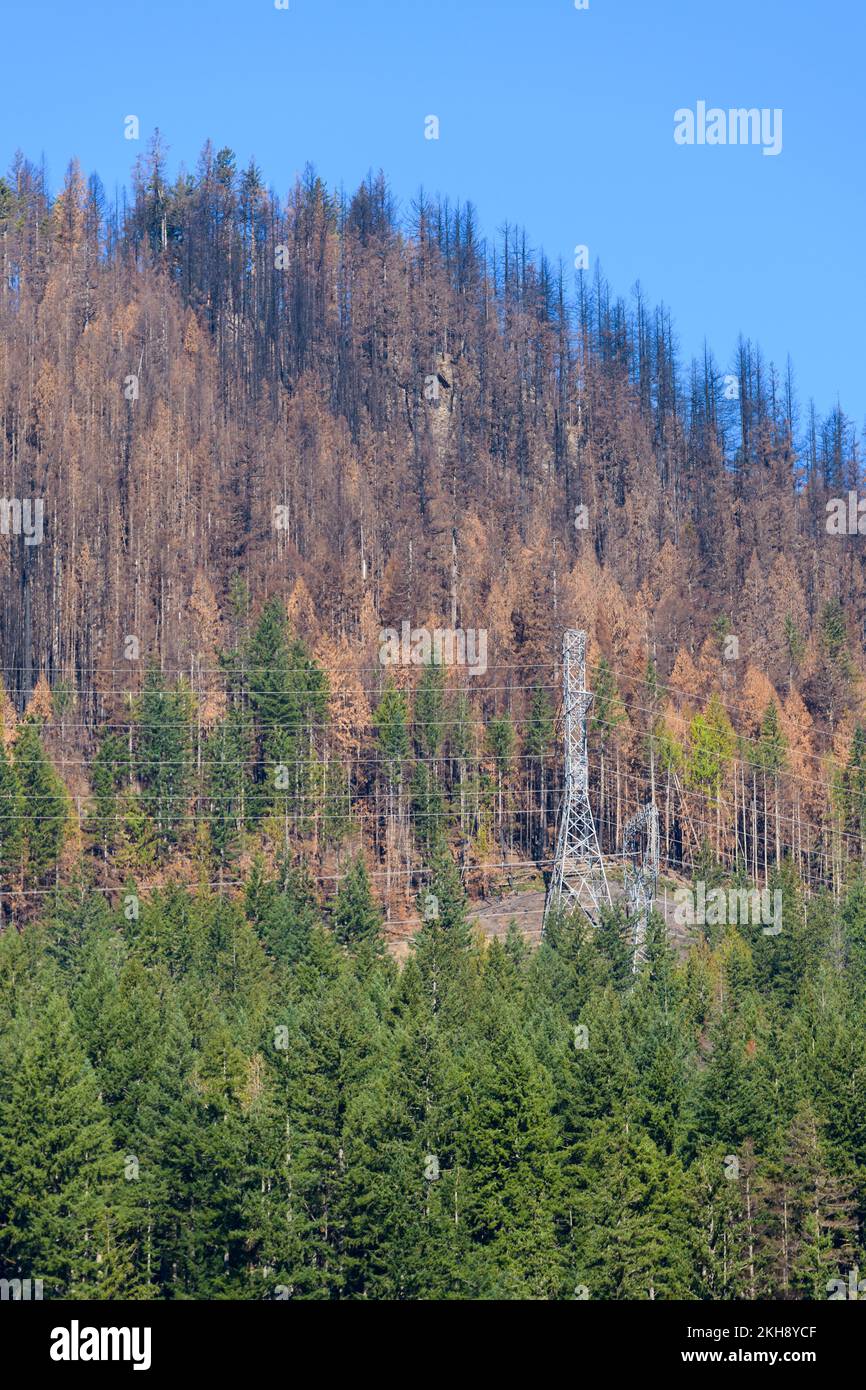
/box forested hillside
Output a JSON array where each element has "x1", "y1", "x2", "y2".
[
  {"x1": 2, "y1": 867, "x2": 865, "y2": 1299},
  {"x1": 2, "y1": 141, "x2": 866, "y2": 905},
  {"x1": 1, "y1": 139, "x2": 865, "y2": 1301}
]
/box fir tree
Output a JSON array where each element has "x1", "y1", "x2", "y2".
[
  {"x1": 332, "y1": 853, "x2": 383, "y2": 950},
  {"x1": 0, "y1": 993, "x2": 118, "y2": 1296},
  {"x1": 14, "y1": 720, "x2": 69, "y2": 884},
  {"x1": 135, "y1": 666, "x2": 193, "y2": 854},
  {"x1": 90, "y1": 729, "x2": 129, "y2": 857},
  {"x1": 573, "y1": 1115, "x2": 697, "y2": 1299},
  {"x1": 205, "y1": 704, "x2": 252, "y2": 867},
  {"x1": 246, "y1": 599, "x2": 328, "y2": 826},
  {"x1": 457, "y1": 982, "x2": 564, "y2": 1298},
  {"x1": 0, "y1": 730, "x2": 24, "y2": 896}
]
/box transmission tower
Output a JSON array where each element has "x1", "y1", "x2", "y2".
[
  {"x1": 622, "y1": 802, "x2": 660, "y2": 970},
  {"x1": 543, "y1": 630, "x2": 611, "y2": 931}
]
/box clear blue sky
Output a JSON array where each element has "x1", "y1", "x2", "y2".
[{"x1": 3, "y1": 0, "x2": 862, "y2": 428}]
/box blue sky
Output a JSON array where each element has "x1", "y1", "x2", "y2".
[{"x1": 3, "y1": 0, "x2": 862, "y2": 427}]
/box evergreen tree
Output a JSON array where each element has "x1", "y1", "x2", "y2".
[
  {"x1": 135, "y1": 666, "x2": 193, "y2": 854},
  {"x1": 205, "y1": 704, "x2": 252, "y2": 866},
  {"x1": 410, "y1": 758, "x2": 446, "y2": 857},
  {"x1": 247, "y1": 857, "x2": 319, "y2": 970},
  {"x1": 341, "y1": 957, "x2": 464, "y2": 1297},
  {"x1": 413, "y1": 660, "x2": 446, "y2": 760},
  {"x1": 590, "y1": 656, "x2": 626, "y2": 749},
  {"x1": 845, "y1": 725, "x2": 866, "y2": 848},
  {"x1": 457, "y1": 978, "x2": 564, "y2": 1298},
  {"x1": 763, "y1": 1102, "x2": 858, "y2": 1299},
  {"x1": 15, "y1": 720, "x2": 69, "y2": 883},
  {"x1": 411, "y1": 667, "x2": 447, "y2": 856},
  {"x1": 573, "y1": 1115, "x2": 697, "y2": 1299},
  {"x1": 90, "y1": 729, "x2": 129, "y2": 857},
  {"x1": 0, "y1": 730, "x2": 24, "y2": 896},
  {"x1": 332, "y1": 853, "x2": 383, "y2": 950},
  {"x1": 374, "y1": 678, "x2": 410, "y2": 779},
  {"x1": 688, "y1": 694, "x2": 735, "y2": 797},
  {"x1": 0, "y1": 993, "x2": 118, "y2": 1296},
  {"x1": 246, "y1": 598, "x2": 328, "y2": 825}
]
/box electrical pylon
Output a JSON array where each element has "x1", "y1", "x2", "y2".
[
  {"x1": 622, "y1": 802, "x2": 660, "y2": 970},
  {"x1": 543, "y1": 630, "x2": 611, "y2": 931}
]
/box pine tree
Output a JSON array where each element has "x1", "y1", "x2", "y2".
[
  {"x1": 457, "y1": 982, "x2": 564, "y2": 1298},
  {"x1": 763, "y1": 1102, "x2": 858, "y2": 1299},
  {"x1": 246, "y1": 954, "x2": 378, "y2": 1298},
  {"x1": 594, "y1": 902, "x2": 634, "y2": 992},
  {"x1": 90, "y1": 729, "x2": 129, "y2": 857},
  {"x1": 0, "y1": 728, "x2": 24, "y2": 897},
  {"x1": 247, "y1": 857, "x2": 319, "y2": 970},
  {"x1": 410, "y1": 758, "x2": 446, "y2": 857},
  {"x1": 573, "y1": 1114, "x2": 697, "y2": 1299},
  {"x1": 246, "y1": 599, "x2": 328, "y2": 826},
  {"x1": 205, "y1": 704, "x2": 252, "y2": 866},
  {"x1": 135, "y1": 666, "x2": 193, "y2": 854},
  {"x1": 340, "y1": 957, "x2": 464, "y2": 1298},
  {"x1": 0, "y1": 993, "x2": 118, "y2": 1296},
  {"x1": 374, "y1": 678, "x2": 410, "y2": 779},
  {"x1": 128, "y1": 1001, "x2": 247, "y2": 1297},
  {"x1": 845, "y1": 725, "x2": 866, "y2": 849},
  {"x1": 688, "y1": 1002, "x2": 770, "y2": 1157},
  {"x1": 14, "y1": 720, "x2": 69, "y2": 884},
  {"x1": 688, "y1": 695, "x2": 735, "y2": 797},
  {"x1": 413, "y1": 660, "x2": 446, "y2": 759},
  {"x1": 590, "y1": 657, "x2": 626, "y2": 749},
  {"x1": 332, "y1": 853, "x2": 383, "y2": 950},
  {"x1": 373, "y1": 678, "x2": 410, "y2": 872}
]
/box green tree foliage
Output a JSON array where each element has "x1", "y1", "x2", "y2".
[
  {"x1": 1, "y1": 858, "x2": 864, "y2": 1301},
  {"x1": 14, "y1": 720, "x2": 69, "y2": 883},
  {"x1": 486, "y1": 712, "x2": 515, "y2": 845},
  {"x1": 374, "y1": 677, "x2": 409, "y2": 783},
  {"x1": 756, "y1": 700, "x2": 787, "y2": 775},
  {"x1": 90, "y1": 730, "x2": 129, "y2": 857},
  {"x1": 0, "y1": 993, "x2": 121, "y2": 1296},
  {"x1": 573, "y1": 1115, "x2": 697, "y2": 1298},
  {"x1": 413, "y1": 660, "x2": 446, "y2": 759},
  {"x1": 135, "y1": 666, "x2": 193, "y2": 854},
  {"x1": 688, "y1": 694, "x2": 735, "y2": 795},
  {"x1": 332, "y1": 853, "x2": 383, "y2": 950},
  {"x1": 0, "y1": 732, "x2": 24, "y2": 894},
  {"x1": 205, "y1": 705, "x2": 253, "y2": 867},
  {"x1": 844, "y1": 725, "x2": 866, "y2": 846},
  {"x1": 458, "y1": 961, "x2": 564, "y2": 1297},
  {"x1": 591, "y1": 656, "x2": 626, "y2": 750},
  {"x1": 246, "y1": 598, "x2": 328, "y2": 826}
]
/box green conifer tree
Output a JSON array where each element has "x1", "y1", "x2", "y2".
[
  {"x1": 135, "y1": 666, "x2": 193, "y2": 854},
  {"x1": 0, "y1": 729, "x2": 24, "y2": 897},
  {"x1": 332, "y1": 853, "x2": 383, "y2": 950},
  {"x1": 15, "y1": 720, "x2": 69, "y2": 884},
  {"x1": 0, "y1": 993, "x2": 118, "y2": 1295}
]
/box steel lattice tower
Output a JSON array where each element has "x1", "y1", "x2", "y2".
[
  {"x1": 622, "y1": 802, "x2": 660, "y2": 970},
  {"x1": 543, "y1": 630, "x2": 611, "y2": 931}
]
